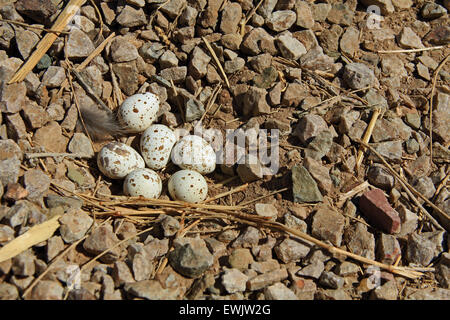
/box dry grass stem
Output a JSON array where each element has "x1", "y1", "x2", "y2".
[
  {"x1": 378, "y1": 46, "x2": 445, "y2": 54},
  {"x1": 356, "y1": 108, "x2": 382, "y2": 169},
  {"x1": 0, "y1": 18, "x2": 70, "y2": 34},
  {"x1": 202, "y1": 36, "x2": 231, "y2": 89}
]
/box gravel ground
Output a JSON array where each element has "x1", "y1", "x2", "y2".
[{"x1": 0, "y1": 0, "x2": 449, "y2": 301}]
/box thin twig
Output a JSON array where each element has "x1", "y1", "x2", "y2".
[
  {"x1": 25, "y1": 152, "x2": 92, "y2": 159},
  {"x1": 71, "y1": 69, "x2": 111, "y2": 113},
  {"x1": 356, "y1": 108, "x2": 381, "y2": 169},
  {"x1": 378, "y1": 46, "x2": 445, "y2": 54},
  {"x1": 0, "y1": 18, "x2": 70, "y2": 34},
  {"x1": 202, "y1": 36, "x2": 231, "y2": 89}
]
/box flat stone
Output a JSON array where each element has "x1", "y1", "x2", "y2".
[
  {"x1": 6, "y1": 113, "x2": 27, "y2": 139},
  {"x1": 30, "y1": 280, "x2": 63, "y2": 300},
  {"x1": 290, "y1": 276, "x2": 317, "y2": 300},
  {"x1": 421, "y1": 2, "x2": 447, "y2": 20},
  {"x1": 159, "y1": 50, "x2": 178, "y2": 69},
  {"x1": 359, "y1": 189, "x2": 401, "y2": 234},
  {"x1": 41, "y1": 66, "x2": 65, "y2": 88},
  {"x1": 112, "y1": 261, "x2": 135, "y2": 287},
  {"x1": 345, "y1": 223, "x2": 376, "y2": 260},
  {"x1": 15, "y1": 0, "x2": 57, "y2": 24},
  {"x1": 294, "y1": 114, "x2": 328, "y2": 145},
  {"x1": 304, "y1": 130, "x2": 333, "y2": 161},
  {"x1": 250, "y1": 259, "x2": 280, "y2": 274},
  {"x1": 413, "y1": 177, "x2": 436, "y2": 200},
  {"x1": 327, "y1": 2, "x2": 354, "y2": 26},
  {"x1": 247, "y1": 268, "x2": 288, "y2": 291},
  {"x1": 397, "y1": 205, "x2": 419, "y2": 236},
  {"x1": 221, "y1": 268, "x2": 248, "y2": 293},
  {"x1": 283, "y1": 213, "x2": 307, "y2": 232},
  {"x1": 370, "y1": 280, "x2": 398, "y2": 300},
  {"x1": 224, "y1": 57, "x2": 245, "y2": 74},
  {"x1": 0, "y1": 82, "x2": 27, "y2": 113},
  {"x1": 111, "y1": 61, "x2": 139, "y2": 96},
  {"x1": 425, "y1": 26, "x2": 450, "y2": 45},
  {"x1": 15, "y1": 29, "x2": 39, "y2": 60},
  {"x1": 297, "y1": 260, "x2": 324, "y2": 279},
  {"x1": 407, "y1": 231, "x2": 443, "y2": 266},
  {"x1": 116, "y1": 5, "x2": 147, "y2": 27},
  {"x1": 265, "y1": 282, "x2": 298, "y2": 300},
  {"x1": 110, "y1": 37, "x2": 139, "y2": 63},
  {"x1": 241, "y1": 28, "x2": 277, "y2": 56},
  {"x1": 12, "y1": 251, "x2": 35, "y2": 277},
  {"x1": 83, "y1": 224, "x2": 121, "y2": 263},
  {"x1": 46, "y1": 236, "x2": 65, "y2": 262},
  {"x1": 220, "y1": 2, "x2": 242, "y2": 34},
  {"x1": 242, "y1": 86, "x2": 271, "y2": 116},
  {"x1": 340, "y1": 27, "x2": 360, "y2": 57},
  {"x1": 405, "y1": 287, "x2": 450, "y2": 300},
  {"x1": 169, "y1": 237, "x2": 213, "y2": 278},
  {"x1": 123, "y1": 280, "x2": 179, "y2": 300},
  {"x1": 292, "y1": 165, "x2": 323, "y2": 203},
  {"x1": 336, "y1": 262, "x2": 359, "y2": 277},
  {"x1": 23, "y1": 168, "x2": 50, "y2": 202},
  {"x1": 228, "y1": 248, "x2": 254, "y2": 270},
  {"x1": 311, "y1": 207, "x2": 345, "y2": 246},
  {"x1": 295, "y1": 1, "x2": 314, "y2": 28},
  {"x1": 367, "y1": 164, "x2": 395, "y2": 190},
  {"x1": 160, "y1": 66, "x2": 187, "y2": 84},
  {"x1": 368, "y1": 141, "x2": 403, "y2": 163},
  {"x1": 319, "y1": 271, "x2": 345, "y2": 289},
  {"x1": 66, "y1": 29, "x2": 94, "y2": 59},
  {"x1": 4, "y1": 201, "x2": 34, "y2": 228},
  {"x1": 431, "y1": 91, "x2": 450, "y2": 144},
  {"x1": 277, "y1": 31, "x2": 307, "y2": 60},
  {"x1": 274, "y1": 238, "x2": 311, "y2": 263},
  {"x1": 343, "y1": 63, "x2": 376, "y2": 90},
  {"x1": 0, "y1": 224, "x2": 14, "y2": 243},
  {"x1": 0, "y1": 283, "x2": 18, "y2": 300},
  {"x1": 189, "y1": 46, "x2": 211, "y2": 79},
  {"x1": 236, "y1": 156, "x2": 264, "y2": 183},
  {"x1": 399, "y1": 27, "x2": 423, "y2": 49},
  {"x1": 266, "y1": 10, "x2": 296, "y2": 32},
  {"x1": 68, "y1": 133, "x2": 94, "y2": 158},
  {"x1": 377, "y1": 234, "x2": 401, "y2": 265},
  {"x1": 22, "y1": 101, "x2": 48, "y2": 129}
]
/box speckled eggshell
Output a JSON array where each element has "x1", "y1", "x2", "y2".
[
  {"x1": 140, "y1": 124, "x2": 176, "y2": 170},
  {"x1": 97, "y1": 142, "x2": 145, "y2": 179},
  {"x1": 171, "y1": 135, "x2": 216, "y2": 174},
  {"x1": 118, "y1": 92, "x2": 160, "y2": 133},
  {"x1": 168, "y1": 170, "x2": 208, "y2": 203},
  {"x1": 123, "y1": 168, "x2": 162, "y2": 199}
]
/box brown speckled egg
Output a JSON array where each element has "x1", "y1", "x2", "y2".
[
  {"x1": 123, "y1": 168, "x2": 162, "y2": 199},
  {"x1": 168, "y1": 169, "x2": 208, "y2": 203},
  {"x1": 118, "y1": 92, "x2": 159, "y2": 133},
  {"x1": 97, "y1": 142, "x2": 145, "y2": 179}
]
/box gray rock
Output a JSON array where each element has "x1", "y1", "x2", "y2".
[
  {"x1": 336, "y1": 261, "x2": 359, "y2": 277},
  {"x1": 435, "y1": 253, "x2": 450, "y2": 288},
  {"x1": 30, "y1": 280, "x2": 63, "y2": 300},
  {"x1": 413, "y1": 177, "x2": 436, "y2": 200},
  {"x1": 220, "y1": 2, "x2": 242, "y2": 34},
  {"x1": 277, "y1": 31, "x2": 307, "y2": 60},
  {"x1": 397, "y1": 205, "x2": 419, "y2": 236},
  {"x1": 228, "y1": 248, "x2": 254, "y2": 270},
  {"x1": 265, "y1": 282, "x2": 298, "y2": 300},
  {"x1": 241, "y1": 27, "x2": 277, "y2": 56},
  {"x1": 370, "y1": 280, "x2": 398, "y2": 300},
  {"x1": 221, "y1": 268, "x2": 248, "y2": 293},
  {"x1": 116, "y1": 5, "x2": 147, "y2": 27},
  {"x1": 110, "y1": 37, "x2": 139, "y2": 63},
  {"x1": 83, "y1": 224, "x2": 122, "y2": 263},
  {"x1": 297, "y1": 260, "x2": 324, "y2": 279},
  {"x1": 124, "y1": 280, "x2": 178, "y2": 300},
  {"x1": 112, "y1": 261, "x2": 135, "y2": 287},
  {"x1": 421, "y1": 2, "x2": 447, "y2": 20},
  {"x1": 232, "y1": 226, "x2": 261, "y2": 248},
  {"x1": 266, "y1": 10, "x2": 296, "y2": 32},
  {"x1": 399, "y1": 27, "x2": 423, "y2": 49},
  {"x1": 406, "y1": 232, "x2": 437, "y2": 266},
  {"x1": 169, "y1": 238, "x2": 213, "y2": 278},
  {"x1": 255, "y1": 203, "x2": 278, "y2": 220},
  {"x1": 68, "y1": 133, "x2": 94, "y2": 158},
  {"x1": 159, "y1": 50, "x2": 178, "y2": 69},
  {"x1": 247, "y1": 268, "x2": 289, "y2": 291},
  {"x1": 319, "y1": 271, "x2": 345, "y2": 289},
  {"x1": 369, "y1": 141, "x2": 403, "y2": 163},
  {"x1": 283, "y1": 213, "x2": 307, "y2": 232},
  {"x1": 189, "y1": 47, "x2": 211, "y2": 79},
  {"x1": 12, "y1": 251, "x2": 35, "y2": 277},
  {"x1": 59, "y1": 210, "x2": 93, "y2": 244},
  {"x1": 405, "y1": 287, "x2": 450, "y2": 300},
  {"x1": 111, "y1": 61, "x2": 139, "y2": 96},
  {"x1": 295, "y1": 1, "x2": 314, "y2": 28},
  {"x1": 343, "y1": 63, "x2": 375, "y2": 90},
  {"x1": 4, "y1": 201, "x2": 32, "y2": 228},
  {"x1": 66, "y1": 29, "x2": 94, "y2": 59},
  {"x1": 293, "y1": 114, "x2": 328, "y2": 145},
  {"x1": 0, "y1": 283, "x2": 18, "y2": 300},
  {"x1": 292, "y1": 165, "x2": 323, "y2": 203},
  {"x1": 46, "y1": 236, "x2": 65, "y2": 262},
  {"x1": 304, "y1": 130, "x2": 333, "y2": 160},
  {"x1": 23, "y1": 168, "x2": 50, "y2": 203},
  {"x1": 377, "y1": 234, "x2": 401, "y2": 265},
  {"x1": 311, "y1": 207, "x2": 345, "y2": 246},
  {"x1": 274, "y1": 238, "x2": 311, "y2": 263},
  {"x1": 340, "y1": 26, "x2": 360, "y2": 56},
  {"x1": 159, "y1": 214, "x2": 180, "y2": 237},
  {"x1": 367, "y1": 164, "x2": 395, "y2": 190},
  {"x1": 345, "y1": 223, "x2": 376, "y2": 260}
]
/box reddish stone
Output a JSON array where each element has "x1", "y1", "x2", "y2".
[
  {"x1": 4, "y1": 183, "x2": 29, "y2": 201},
  {"x1": 359, "y1": 189, "x2": 401, "y2": 234}
]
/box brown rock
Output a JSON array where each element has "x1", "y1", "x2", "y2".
[
  {"x1": 0, "y1": 82, "x2": 27, "y2": 113},
  {"x1": 32, "y1": 121, "x2": 68, "y2": 153},
  {"x1": 359, "y1": 188, "x2": 401, "y2": 234}
]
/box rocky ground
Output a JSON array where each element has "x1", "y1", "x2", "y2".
[{"x1": 0, "y1": 0, "x2": 449, "y2": 301}]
